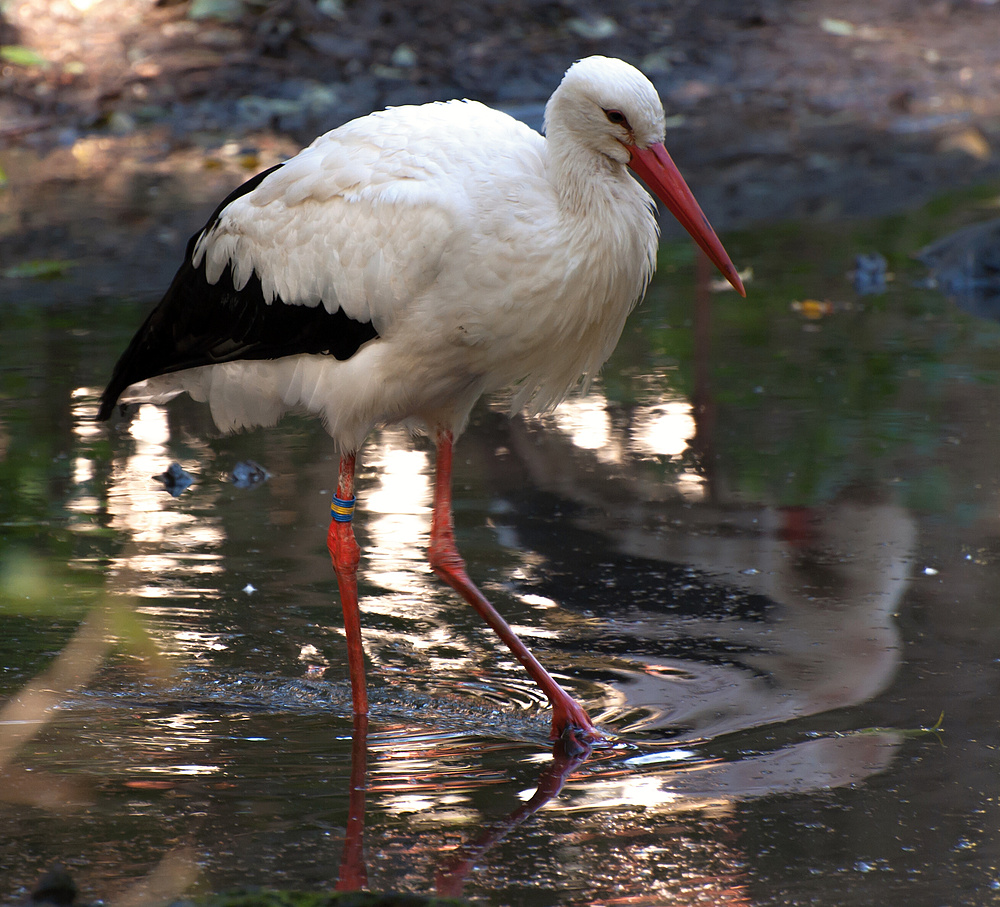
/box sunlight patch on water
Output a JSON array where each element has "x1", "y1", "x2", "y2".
[
  {"x1": 97, "y1": 403, "x2": 230, "y2": 667},
  {"x1": 362, "y1": 432, "x2": 434, "y2": 600},
  {"x1": 68, "y1": 388, "x2": 109, "y2": 530},
  {"x1": 131, "y1": 763, "x2": 220, "y2": 776},
  {"x1": 518, "y1": 593, "x2": 558, "y2": 609},
  {"x1": 70, "y1": 387, "x2": 105, "y2": 440},
  {"x1": 162, "y1": 629, "x2": 229, "y2": 655},
  {"x1": 552, "y1": 397, "x2": 621, "y2": 464},
  {"x1": 630, "y1": 399, "x2": 695, "y2": 459},
  {"x1": 624, "y1": 748, "x2": 700, "y2": 766}
]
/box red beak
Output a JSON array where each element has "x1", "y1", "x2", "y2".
[{"x1": 627, "y1": 142, "x2": 746, "y2": 297}]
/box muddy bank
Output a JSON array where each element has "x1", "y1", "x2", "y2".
[{"x1": 2, "y1": 0, "x2": 1000, "y2": 304}]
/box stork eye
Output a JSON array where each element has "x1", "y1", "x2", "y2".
[{"x1": 604, "y1": 109, "x2": 628, "y2": 127}]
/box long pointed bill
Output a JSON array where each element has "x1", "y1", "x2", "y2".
[{"x1": 628, "y1": 142, "x2": 746, "y2": 297}]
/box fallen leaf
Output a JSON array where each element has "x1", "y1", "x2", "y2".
[
  {"x1": 938, "y1": 127, "x2": 992, "y2": 162},
  {"x1": 791, "y1": 299, "x2": 836, "y2": 319},
  {"x1": 2, "y1": 259, "x2": 74, "y2": 279}
]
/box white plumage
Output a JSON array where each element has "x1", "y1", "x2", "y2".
[{"x1": 101, "y1": 55, "x2": 744, "y2": 746}]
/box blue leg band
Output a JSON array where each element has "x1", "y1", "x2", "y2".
[{"x1": 331, "y1": 494, "x2": 356, "y2": 523}]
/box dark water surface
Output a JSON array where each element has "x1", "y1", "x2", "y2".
[{"x1": 3, "y1": 185, "x2": 1000, "y2": 905}]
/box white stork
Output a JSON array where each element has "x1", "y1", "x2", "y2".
[{"x1": 98, "y1": 55, "x2": 745, "y2": 749}]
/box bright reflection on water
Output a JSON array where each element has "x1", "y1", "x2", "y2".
[{"x1": 3, "y1": 190, "x2": 1000, "y2": 905}]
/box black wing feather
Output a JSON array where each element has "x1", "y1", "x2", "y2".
[{"x1": 97, "y1": 164, "x2": 379, "y2": 421}]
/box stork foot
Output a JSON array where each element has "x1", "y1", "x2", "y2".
[
  {"x1": 550, "y1": 694, "x2": 611, "y2": 755},
  {"x1": 558, "y1": 723, "x2": 596, "y2": 759}
]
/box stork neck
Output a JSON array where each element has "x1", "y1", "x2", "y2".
[{"x1": 547, "y1": 129, "x2": 633, "y2": 218}]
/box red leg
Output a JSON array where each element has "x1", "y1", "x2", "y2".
[
  {"x1": 336, "y1": 712, "x2": 369, "y2": 891},
  {"x1": 328, "y1": 453, "x2": 368, "y2": 716},
  {"x1": 427, "y1": 430, "x2": 600, "y2": 747}
]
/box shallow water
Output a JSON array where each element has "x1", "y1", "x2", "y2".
[{"x1": 3, "y1": 184, "x2": 1000, "y2": 904}]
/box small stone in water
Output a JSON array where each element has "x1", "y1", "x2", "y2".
[
  {"x1": 230, "y1": 459, "x2": 271, "y2": 489},
  {"x1": 154, "y1": 462, "x2": 193, "y2": 496}
]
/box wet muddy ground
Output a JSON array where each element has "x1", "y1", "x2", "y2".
[{"x1": 2, "y1": 0, "x2": 1000, "y2": 304}]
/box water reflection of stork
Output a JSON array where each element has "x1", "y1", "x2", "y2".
[{"x1": 500, "y1": 412, "x2": 916, "y2": 743}]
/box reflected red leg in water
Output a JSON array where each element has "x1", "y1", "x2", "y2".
[
  {"x1": 336, "y1": 713, "x2": 369, "y2": 891},
  {"x1": 436, "y1": 737, "x2": 592, "y2": 897},
  {"x1": 327, "y1": 453, "x2": 368, "y2": 716},
  {"x1": 427, "y1": 429, "x2": 600, "y2": 748}
]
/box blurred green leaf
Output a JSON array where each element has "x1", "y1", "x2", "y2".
[
  {"x1": 2, "y1": 259, "x2": 75, "y2": 280},
  {"x1": 0, "y1": 45, "x2": 48, "y2": 67}
]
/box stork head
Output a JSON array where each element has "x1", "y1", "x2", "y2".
[
  {"x1": 545, "y1": 56, "x2": 745, "y2": 297},
  {"x1": 545, "y1": 55, "x2": 666, "y2": 164}
]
